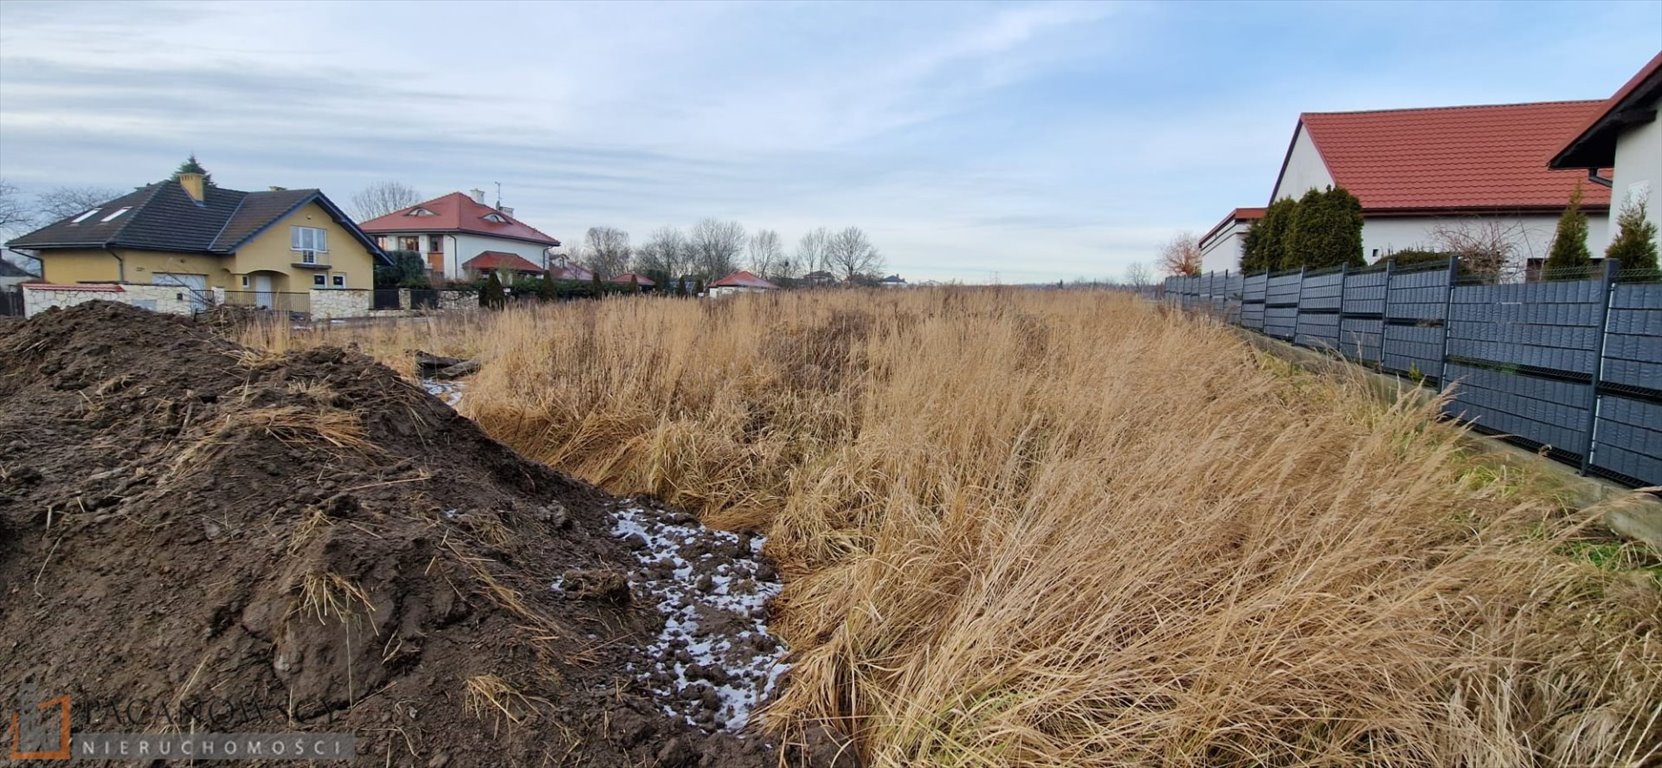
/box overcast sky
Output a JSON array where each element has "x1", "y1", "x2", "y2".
[{"x1": 1, "y1": 1, "x2": 1658, "y2": 282}]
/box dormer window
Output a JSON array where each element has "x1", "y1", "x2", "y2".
[
  {"x1": 71, "y1": 209, "x2": 101, "y2": 224},
  {"x1": 483, "y1": 213, "x2": 507, "y2": 223},
  {"x1": 406, "y1": 207, "x2": 434, "y2": 217},
  {"x1": 100, "y1": 207, "x2": 132, "y2": 222}
]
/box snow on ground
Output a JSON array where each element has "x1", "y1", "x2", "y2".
[
  {"x1": 608, "y1": 503, "x2": 788, "y2": 733},
  {"x1": 422, "y1": 379, "x2": 463, "y2": 406}
]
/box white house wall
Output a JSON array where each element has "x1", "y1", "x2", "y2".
[
  {"x1": 1199, "y1": 221, "x2": 1249, "y2": 273},
  {"x1": 1607, "y1": 94, "x2": 1661, "y2": 247},
  {"x1": 1361, "y1": 214, "x2": 1608, "y2": 267},
  {"x1": 1271, "y1": 125, "x2": 1335, "y2": 202}
]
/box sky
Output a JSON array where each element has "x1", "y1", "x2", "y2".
[{"x1": 0, "y1": 1, "x2": 1658, "y2": 283}]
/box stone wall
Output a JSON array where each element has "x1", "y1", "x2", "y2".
[
  {"x1": 438, "y1": 290, "x2": 479, "y2": 312},
  {"x1": 309, "y1": 288, "x2": 371, "y2": 320},
  {"x1": 23, "y1": 283, "x2": 203, "y2": 317}
]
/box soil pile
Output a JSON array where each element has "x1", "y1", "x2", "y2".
[{"x1": 0, "y1": 302, "x2": 822, "y2": 766}]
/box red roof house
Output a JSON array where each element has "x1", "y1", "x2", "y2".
[
  {"x1": 1197, "y1": 207, "x2": 1266, "y2": 273},
  {"x1": 1268, "y1": 100, "x2": 1613, "y2": 267},
  {"x1": 462, "y1": 250, "x2": 543, "y2": 277},
  {"x1": 707, "y1": 270, "x2": 778, "y2": 296},
  {"x1": 1550, "y1": 51, "x2": 1662, "y2": 250},
  {"x1": 608, "y1": 272, "x2": 656, "y2": 287},
  {"x1": 358, "y1": 191, "x2": 560, "y2": 281}
]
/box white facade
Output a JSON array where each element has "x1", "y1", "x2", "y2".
[
  {"x1": 1271, "y1": 124, "x2": 1609, "y2": 272},
  {"x1": 1606, "y1": 91, "x2": 1661, "y2": 248},
  {"x1": 1270, "y1": 124, "x2": 1336, "y2": 201},
  {"x1": 374, "y1": 231, "x2": 552, "y2": 280},
  {"x1": 1199, "y1": 220, "x2": 1251, "y2": 273},
  {"x1": 707, "y1": 285, "x2": 770, "y2": 298}
]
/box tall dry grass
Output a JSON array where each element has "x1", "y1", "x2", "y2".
[{"x1": 269, "y1": 290, "x2": 1662, "y2": 765}]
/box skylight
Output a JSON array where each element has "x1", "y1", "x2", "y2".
[
  {"x1": 71, "y1": 209, "x2": 101, "y2": 224},
  {"x1": 100, "y1": 207, "x2": 132, "y2": 222},
  {"x1": 484, "y1": 213, "x2": 506, "y2": 223},
  {"x1": 407, "y1": 207, "x2": 433, "y2": 216}
]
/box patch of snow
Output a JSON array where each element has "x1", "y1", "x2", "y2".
[
  {"x1": 611, "y1": 504, "x2": 788, "y2": 733},
  {"x1": 421, "y1": 378, "x2": 463, "y2": 407}
]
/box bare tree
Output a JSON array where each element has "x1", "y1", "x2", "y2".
[
  {"x1": 633, "y1": 226, "x2": 690, "y2": 278},
  {"x1": 1158, "y1": 232, "x2": 1203, "y2": 276},
  {"x1": 747, "y1": 229, "x2": 785, "y2": 279},
  {"x1": 34, "y1": 186, "x2": 121, "y2": 224},
  {"x1": 796, "y1": 227, "x2": 832, "y2": 275},
  {"x1": 350, "y1": 181, "x2": 422, "y2": 221},
  {"x1": 1431, "y1": 219, "x2": 1520, "y2": 282},
  {"x1": 1125, "y1": 262, "x2": 1153, "y2": 287},
  {"x1": 580, "y1": 226, "x2": 632, "y2": 278},
  {"x1": 0, "y1": 179, "x2": 33, "y2": 237},
  {"x1": 689, "y1": 218, "x2": 746, "y2": 278},
  {"x1": 826, "y1": 226, "x2": 884, "y2": 281}
]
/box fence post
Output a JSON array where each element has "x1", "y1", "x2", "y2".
[
  {"x1": 1294, "y1": 267, "x2": 1307, "y2": 345},
  {"x1": 1581, "y1": 258, "x2": 1620, "y2": 475},
  {"x1": 1378, "y1": 259, "x2": 1394, "y2": 370},
  {"x1": 1436, "y1": 256, "x2": 1458, "y2": 386}
]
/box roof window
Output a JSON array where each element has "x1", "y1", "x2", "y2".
[
  {"x1": 71, "y1": 209, "x2": 101, "y2": 224},
  {"x1": 407, "y1": 207, "x2": 434, "y2": 217},
  {"x1": 483, "y1": 213, "x2": 506, "y2": 223},
  {"x1": 100, "y1": 207, "x2": 132, "y2": 222}
]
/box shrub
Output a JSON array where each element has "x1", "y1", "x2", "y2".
[
  {"x1": 1605, "y1": 194, "x2": 1659, "y2": 276},
  {"x1": 479, "y1": 272, "x2": 507, "y2": 309},
  {"x1": 374, "y1": 250, "x2": 430, "y2": 288},
  {"x1": 1544, "y1": 183, "x2": 1592, "y2": 280},
  {"x1": 1283, "y1": 186, "x2": 1364, "y2": 270},
  {"x1": 1242, "y1": 198, "x2": 1297, "y2": 274}
]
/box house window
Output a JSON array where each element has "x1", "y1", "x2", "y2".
[
  {"x1": 332, "y1": 274, "x2": 346, "y2": 287},
  {"x1": 429, "y1": 235, "x2": 444, "y2": 253},
  {"x1": 399, "y1": 236, "x2": 421, "y2": 252},
  {"x1": 71, "y1": 209, "x2": 101, "y2": 224},
  {"x1": 313, "y1": 274, "x2": 326, "y2": 287},
  {"x1": 375, "y1": 236, "x2": 388, "y2": 249},
  {"x1": 240, "y1": 275, "x2": 250, "y2": 287},
  {"x1": 291, "y1": 226, "x2": 328, "y2": 258},
  {"x1": 100, "y1": 207, "x2": 132, "y2": 222}
]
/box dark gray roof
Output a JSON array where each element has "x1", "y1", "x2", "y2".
[{"x1": 5, "y1": 180, "x2": 388, "y2": 264}]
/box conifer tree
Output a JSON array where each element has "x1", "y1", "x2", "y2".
[{"x1": 1545, "y1": 183, "x2": 1592, "y2": 280}]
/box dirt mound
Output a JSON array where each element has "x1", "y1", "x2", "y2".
[{"x1": 0, "y1": 302, "x2": 808, "y2": 766}]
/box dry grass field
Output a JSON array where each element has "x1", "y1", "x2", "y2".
[{"x1": 250, "y1": 290, "x2": 1662, "y2": 767}]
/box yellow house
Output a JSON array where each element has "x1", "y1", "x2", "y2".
[{"x1": 5, "y1": 170, "x2": 387, "y2": 310}]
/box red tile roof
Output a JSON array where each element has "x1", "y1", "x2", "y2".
[
  {"x1": 709, "y1": 270, "x2": 777, "y2": 289},
  {"x1": 547, "y1": 264, "x2": 594, "y2": 281},
  {"x1": 608, "y1": 272, "x2": 656, "y2": 286},
  {"x1": 1552, "y1": 51, "x2": 1662, "y2": 169},
  {"x1": 1289, "y1": 101, "x2": 1612, "y2": 213},
  {"x1": 358, "y1": 192, "x2": 561, "y2": 246},
  {"x1": 462, "y1": 250, "x2": 543, "y2": 273}
]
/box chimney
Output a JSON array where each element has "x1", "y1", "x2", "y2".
[
  {"x1": 470, "y1": 188, "x2": 486, "y2": 204},
  {"x1": 499, "y1": 206, "x2": 514, "y2": 217},
  {"x1": 179, "y1": 172, "x2": 205, "y2": 203}
]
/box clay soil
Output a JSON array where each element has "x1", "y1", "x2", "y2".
[{"x1": 0, "y1": 302, "x2": 830, "y2": 766}]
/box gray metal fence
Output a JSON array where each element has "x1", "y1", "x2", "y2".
[{"x1": 1163, "y1": 260, "x2": 1662, "y2": 488}]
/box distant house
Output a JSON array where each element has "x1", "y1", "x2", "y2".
[
  {"x1": 1550, "y1": 51, "x2": 1662, "y2": 251},
  {"x1": 1270, "y1": 101, "x2": 1611, "y2": 271},
  {"x1": 5, "y1": 167, "x2": 386, "y2": 312},
  {"x1": 357, "y1": 190, "x2": 560, "y2": 282},
  {"x1": 608, "y1": 272, "x2": 655, "y2": 289},
  {"x1": 0, "y1": 259, "x2": 34, "y2": 290},
  {"x1": 547, "y1": 262, "x2": 595, "y2": 282},
  {"x1": 1197, "y1": 207, "x2": 1265, "y2": 273},
  {"x1": 802, "y1": 270, "x2": 837, "y2": 286},
  {"x1": 463, "y1": 251, "x2": 544, "y2": 281},
  {"x1": 877, "y1": 274, "x2": 908, "y2": 288},
  {"x1": 707, "y1": 270, "x2": 777, "y2": 297}
]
